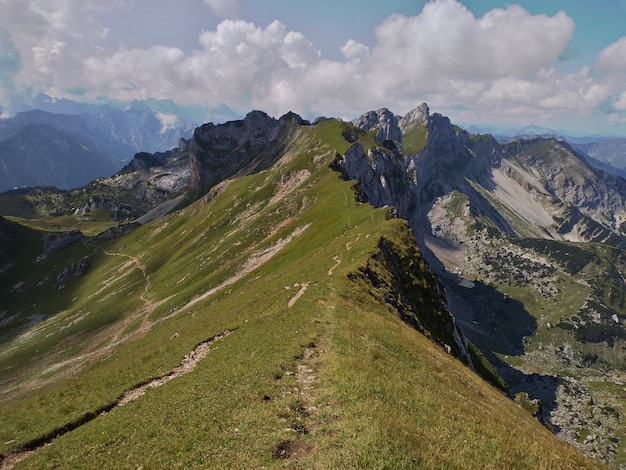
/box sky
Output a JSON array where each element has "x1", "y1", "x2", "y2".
[{"x1": 1, "y1": 0, "x2": 626, "y2": 135}]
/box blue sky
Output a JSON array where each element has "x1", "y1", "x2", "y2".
[{"x1": 1, "y1": 0, "x2": 626, "y2": 135}]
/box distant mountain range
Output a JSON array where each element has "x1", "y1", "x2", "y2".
[
  {"x1": 0, "y1": 95, "x2": 241, "y2": 192},
  {"x1": 463, "y1": 123, "x2": 626, "y2": 178}
]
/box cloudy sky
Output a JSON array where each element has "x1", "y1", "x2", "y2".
[{"x1": 1, "y1": 0, "x2": 626, "y2": 135}]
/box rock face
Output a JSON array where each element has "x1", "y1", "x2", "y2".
[
  {"x1": 399, "y1": 102, "x2": 429, "y2": 133},
  {"x1": 348, "y1": 103, "x2": 626, "y2": 248},
  {"x1": 189, "y1": 111, "x2": 307, "y2": 190},
  {"x1": 120, "y1": 138, "x2": 189, "y2": 174},
  {"x1": 352, "y1": 108, "x2": 402, "y2": 147}
]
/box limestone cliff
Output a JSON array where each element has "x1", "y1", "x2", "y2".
[{"x1": 189, "y1": 111, "x2": 307, "y2": 191}]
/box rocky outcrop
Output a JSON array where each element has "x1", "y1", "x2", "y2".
[
  {"x1": 399, "y1": 102, "x2": 429, "y2": 133},
  {"x1": 42, "y1": 230, "x2": 85, "y2": 255},
  {"x1": 504, "y1": 138, "x2": 626, "y2": 238},
  {"x1": 189, "y1": 111, "x2": 307, "y2": 191},
  {"x1": 352, "y1": 108, "x2": 402, "y2": 148},
  {"x1": 70, "y1": 142, "x2": 191, "y2": 220},
  {"x1": 119, "y1": 138, "x2": 188, "y2": 173},
  {"x1": 333, "y1": 111, "x2": 475, "y2": 369},
  {"x1": 346, "y1": 103, "x2": 626, "y2": 249}
]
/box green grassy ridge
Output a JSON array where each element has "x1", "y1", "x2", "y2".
[
  {"x1": 0, "y1": 120, "x2": 369, "y2": 450},
  {"x1": 0, "y1": 120, "x2": 599, "y2": 468}
]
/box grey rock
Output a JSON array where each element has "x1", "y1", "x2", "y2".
[
  {"x1": 188, "y1": 111, "x2": 305, "y2": 191},
  {"x1": 42, "y1": 230, "x2": 85, "y2": 255},
  {"x1": 56, "y1": 267, "x2": 71, "y2": 283},
  {"x1": 75, "y1": 256, "x2": 90, "y2": 276},
  {"x1": 352, "y1": 108, "x2": 402, "y2": 147},
  {"x1": 399, "y1": 102, "x2": 429, "y2": 132}
]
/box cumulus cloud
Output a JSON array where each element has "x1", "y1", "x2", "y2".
[
  {"x1": 0, "y1": 0, "x2": 124, "y2": 101},
  {"x1": 2, "y1": 0, "x2": 623, "y2": 130},
  {"x1": 204, "y1": 0, "x2": 239, "y2": 19},
  {"x1": 370, "y1": 2, "x2": 573, "y2": 80},
  {"x1": 287, "y1": 0, "x2": 577, "y2": 116},
  {"x1": 614, "y1": 92, "x2": 626, "y2": 111},
  {"x1": 77, "y1": 19, "x2": 324, "y2": 112},
  {"x1": 596, "y1": 37, "x2": 626, "y2": 73},
  {"x1": 594, "y1": 37, "x2": 626, "y2": 120}
]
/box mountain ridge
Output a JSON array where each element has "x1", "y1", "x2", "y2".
[{"x1": 0, "y1": 105, "x2": 621, "y2": 467}]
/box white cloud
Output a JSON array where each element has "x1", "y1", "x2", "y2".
[
  {"x1": 281, "y1": 0, "x2": 577, "y2": 116},
  {"x1": 155, "y1": 112, "x2": 179, "y2": 133},
  {"x1": 341, "y1": 40, "x2": 370, "y2": 61},
  {"x1": 0, "y1": 0, "x2": 124, "y2": 99},
  {"x1": 594, "y1": 37, "x2": 626, "y2": 117},
  {"x1": 369, "y1": 2, "x2": 573, "y2": 81},
  {"x1": 480, "y1": 67, "x2": 610, "y2": 113},
  {"x1": 204, "y1": 0, "x2": 239, "y2": 19},
  {"x1": 2, "y1": 0, "x2": 623, "y2": 133},
  {"x1": 596, "y1": 37, "x2": 626, "y2": 73},
  {"x1": 77, "y1": 19, "x2": 324, "y2": 112},
  {"x1": 614, "y1": 92, "x2": 626, "y2": 111}
]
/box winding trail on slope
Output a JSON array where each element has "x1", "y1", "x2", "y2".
[
  {"x1": 79, "y1": 240, "x2": 179, "y2": 357},
  {"x1": 0, "y1": 330, "x2": 234, "y2": 470},
  {"x1": 2, "y1": 240, "x2": 184, "y2": 405},
  {"x1": 89, "y1": 242, "x2": 154, "y2": 343}
]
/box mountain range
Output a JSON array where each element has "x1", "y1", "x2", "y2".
[
  {"x1": 0, "y1": 104, "x2": 625, "y2": 468},
  {"x1": 0, "y1": 98, "x2": 198, "y2": 192}
]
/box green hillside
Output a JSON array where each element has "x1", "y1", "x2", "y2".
[{"x1": 0, "y1": 121, "x2": 598, "y2": 468}]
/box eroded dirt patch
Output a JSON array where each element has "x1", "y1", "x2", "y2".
[
  {"x1": 272, "y1": 439, "x2": 314, "y2": 460},
  {"x1": 269, "y1": 169, "x2": 311, "y2": 207},
  {"x1": 118, "y1": 329, "x2": 233, "y2": 406}
]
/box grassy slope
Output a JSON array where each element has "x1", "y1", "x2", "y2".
[{"x1": 0, "y1": 121, "x2": 598, "y2": 468}]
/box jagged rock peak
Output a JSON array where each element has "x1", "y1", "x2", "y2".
[
  {"x1": 352, "y1": 108, "x2": 402, "y2": 147},
  {"x1": 399, "y1": 103, "x2": 430, "y2": 131},
  {"x1": 279, "y1": 111, "x2": 309, "y2": 126}
]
